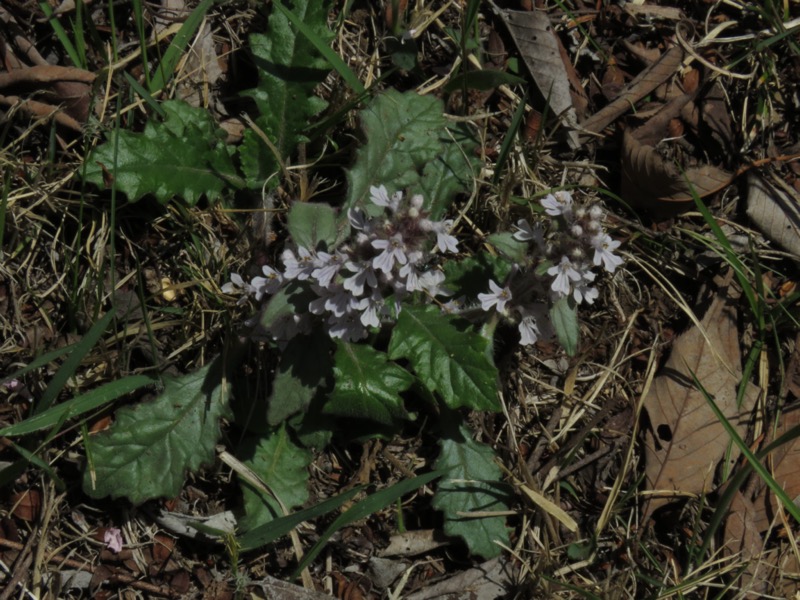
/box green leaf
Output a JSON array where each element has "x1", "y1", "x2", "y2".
[
  {"x1": 550, "y1": 297, "x2": 579, "y2": 356},
  {"x1": 238, "y1": 427, "x2": 312, "y2": 532},
  {"x1": 487, "y1": 232, "x2": 528, "y2": 263},
  {"x1": 345, "y1": 90, "x2": 446, "y2": 213},
  {"x1": 325, "y1": 342, "x2": 411, "y2": 426},
  {"x1": 257, "y1": 281, "x2": 315, "y2": 335},
  {"x1": 443, "y1": 253, "x2": 512, "y2": 299},
  {"x1": 433, "y1": 422, "x2": 510, "y2": 558},
  {"x1": 239, "y1": 486, "x2": 362, "y2": 551},
  {"x1": 0, "y1": 376, "x2": 154, "y2": 437},
  {"x1": 239, "y1": 0, "x2": 332, "y2": 188},
  {"x1": 83, "y1": 100, "x2": 241, "y2": 204},
  {"x1": 388, "y1": 305, "x2": 499, "y2": 411},
  {"x1": 82, "y1": 356, "x2": 231, "y2": 504},
  {"x1": 267, "y1": 330, "x2": 333, "y2": 426},
  {"x1": 419, "y1": 123, "x2": 479, "y2": 221},
  {"x1": 444, "y1": 69, "x2": 526, "y2": 92},
  {"x1": 286, "y1": 201, "x2": 339, "y2": 251}
]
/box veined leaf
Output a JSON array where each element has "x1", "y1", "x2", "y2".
[
  {"x1": 239, "y1": 0, "x2": 332, "y2": 188},
  {"x1": 433, "y1": 421, "x2": 510, "y2": 558},
  {"x1": 325, "y1": 342, "x2": 411, "y2": 427},
  {"x1": 83, "y1": 100, "x2": 241, "y2": 204},
  {"x1": 286, "y1": 201, "x2": 340, "y2": 251},
  {"x1": 238, "y1": 427, "x2": 311, "y2": 532},
  {"x1": 550, "y1": 297, "x2": 579, "y2": 356},
  {"x1": 388, "y1": 305, "x2": 499, "y2": 411},
  {"x1": 82, "y1": 357, "x2": 231, "y2": 504}
]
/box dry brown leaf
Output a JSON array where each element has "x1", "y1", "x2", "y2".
[
  {"x1": 751, "y1": 404, "x2": 800, "y2": 533},
  {"x1": 620, "y1": 127, "x2": 734, "y2": 211},
  {"x1": 723, "y1": 490, "x2": 766, "y2": 598},
  {"x1": 746, "y1": 172, "x2": 800, "y2": 260},
  {"x1": 492, "y1": 5, "x2": 579, "y2": 147},
  {"x1": 643, "y1": 279, "x2": 759, "y2": 516},
  {"x1": 579, "y1": 45, "x2": 684, "y2": 138}
]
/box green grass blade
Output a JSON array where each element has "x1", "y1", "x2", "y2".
[
  {"x1": 1, "y1": 345, "x2": 75, "y2": 386},
  {"x1": 493, "y1": 92, "x2": 527, "y2": 186},
  {"x1": 149, "y1": 0, "x2": 216, "y2": 94},
  {"x1": 238, "y1": 486, "x2": 363, "y2": 551},
  {"x1": 124, "y1": 72, "x2": 167, "y2": 118},
  {"x1": 0, "y1": 375, "x2": 154, "y2": 437},
  {"x1": 38, "y1": 2, "x2": 84, "y2": 68},
  {"x1": 690, "y1": 367, "x2": 800, "y2": 523},
  {"x1": 272, "y1": 0, "x2": 365, "y2": 95},
  {"x1": 291, "y1": 471, "x2": 443, "y2": 578},
  {"x1": 36, "y1": 308, "x2": 116, "y2": 415}
]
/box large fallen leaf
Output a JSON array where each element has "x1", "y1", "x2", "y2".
[
  {"x1": 643, "y1": 279, "x2": 759, "y2": 515},
  {"x1": 621, "y1": 127, "x2": 733, "y2": 211},
  {"x1": 750, "y1": 404, "x2": 800, "y2": 533},
  {"x1": 491, "y1": 6, "x2": 579, "y2": 147},
  {"x1": 722, "y1": 490, "x2": 766, "y2": 597},
  {"x1": 745, "y1": 172, "x2": 800, "y2": 260}
]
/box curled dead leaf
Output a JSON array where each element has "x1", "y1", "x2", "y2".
[{"x1": 621, "y1": 127, "x2": 734, "y2": 212}]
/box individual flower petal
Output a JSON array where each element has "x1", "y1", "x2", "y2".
[
  {"x1": 478, "y1": 279, "x2": 512, "y2": 313},
  {"x1": 541, "y1": 190, "x2": 573, "y2": 218},
  {"x1": 282, "y1": 247, "x2": 316, "y2": 280},
  {"x1": 590, "y1": 233, "x2": 623, "y2": 273},
  {"x1": 371, "y1": 234, "x2": 408, "y2": 273},
  {"x1": 355, "y1": 290, "x2": 384, "y2": 328},
  {"x1": 104, "y1": 528, "x2": 123, "y2": 554},
  {"x1": 348, "y1": 208, "x2": 369, "y2": 231},
  {"x1": 419, "y1": 269, "x2": 450, "y2": 297},
  {"x1": 343, "y1": 261, "x2": 378, "y2": 295},
  {"x1": 370, "y1": 185, "x2": 402, "y2": 213},
  {"x1": 250, "y1": 266, "x2": 283, "y2": 301},
  {"x1": 429, "y1": 219, "x2": 459, "y2": 253},
  {"x1": 547, "y1": 256, "x2": 582, "y2": 296}
]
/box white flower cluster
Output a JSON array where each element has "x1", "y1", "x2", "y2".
[
  {"x1": 477, "y1": 190, "x2": 623, "y2": 346},
  {"x1": 224, "y1": 185, "x2": 458, "y2": 342}
]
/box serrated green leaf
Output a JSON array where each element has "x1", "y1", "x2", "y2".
[
  {"x1": 433, "y1": 422, "x2": 510, "y2": 558},
  {"x1": 388, "y1": 305, "x2": 499, "y2": 411},
  {"x1": 550, "y1": 296, "x2": 579, "y2": 356},
  {"x1": 345, "y1": 90, "x2": 446, "y2": 213},
  {"x1": 82, "y1": 357, "x2": 231, "y2": 504},
  {"x1": 238, "y1": 427, "x2": 312, "y2": 532},
  {"x1": 325, "y1": 342, "x2": 411, "y2": 426},
  {"x1": 419, "y1": 123, "x2": 479, "y2": 221},
  {"x1": 487, "y1": 232, "x2": 528, "y2": 263},
  {"x1": 239, "y1": 0, "x2": 332, "y2": 188},
  {"x1": 267, "y1": 330, "x2": 333, "y2": 425},
  {"x1": 286, "y1": 201, "x2": 340, "y2": 251},
  {"x1": 83, "y1": 101, "x2": 241, "y2": 204}
]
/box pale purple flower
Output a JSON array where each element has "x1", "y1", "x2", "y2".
[
  {"x1": 323, "y1": 286, "x2": 354, "y2": 317},
  {"x1": 328, "y1": 311, "x2": 368, "y2": 342},
  {"x1": 478, "y1": 280, "x2": 512, "y2": 313},
  {"x1": 355, "y1": 290, "x2": 385, "y2": 328},
  {"x1": 591, "y1": 232, "x2": 623, "y2": 273},
  {"x1": 250, "y1": 266, "x2": 283, "y2": 301},
  {"x1": 426, "y1": 219, "x2": 459, "y2": 253},
  {"x1": 541, "y1": 191, "x2": 573, "y2": 218},
  {"x1": 343, "y1": 261, "x2": 378, "y2": 295},
  {"x1": 441, "y1": 297, "x2": 465, "y2": 314},
  {"x1": 370, "y1": 185, "x2": 402, "y2": 213},
  {"x1": 312, "y1": 251, "x2": 347, "y2": 288},
  {"x1": 104, "y1": 528, "x2": 123, "y2": 554},
  {"x1": 547, "y1": 256, "x2": 582, "y2": 296},
  {"x1": 372, "y1": 234, "x2": 408, "y2": 273},
  {"x1": 518, "y1": 315, "x2": 540, "y2": 346},
  {"x1": 517, "y1": 304, "x2": 553, "y2": 344},
  {"x1": 348, "y1": 208, "x2": 369, "y2": 231},
  {"x1": 282, "y1": 247, "x2": 316, "y2": 280},
  {"x1": 572, "y1": 268, "x2": 598, "y2": 304},
  {"x1": 419, "y1": 269, "x2": 450, "y2": 297},
  {"x1": 399, "y1": 261, "x2": 421, "y2": 292}
]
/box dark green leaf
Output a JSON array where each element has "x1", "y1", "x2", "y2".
[
  {"x1": 325, "y1": 342, "x2": 411, "y2": 426},
  {"x1": 238, "y1": 428, "x2": 312, "y2": 532},
  {"x1": 550, "y1": 296, "x2": 579, "y2": 356},
  {"x1": 487, "y1": 232, "x2": 528, "y2": 263},
  {"x1": 83, "y1": 101, "x2": 241, "y2": 204},
  {"x1": 286, "y1": 201, "x2": 340, "y2": 251},
  {"x1": 388, "y1": 305, "x2": 499, "y2": 411},
  {"x1": 433, "y1": 422, "x2": 510, "y2": 558},
  {"x1": 82, "y1": 357, "x2": 231, "y2": 504}
]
